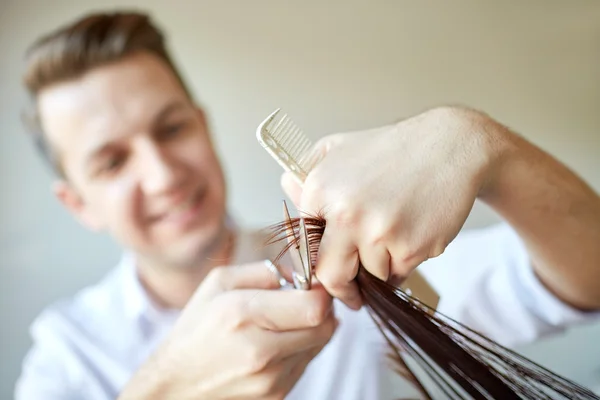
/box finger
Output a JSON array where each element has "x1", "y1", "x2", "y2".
[
  {"x1": 264, "y1": 258, "x2": 295, "y2": 288},
  {"x1": 239, "y1": 285, "x2": 334, "y2": 331},
  {"x1": 357, "y1": 243, "x2": 391, "y2": 282},
  {"x1": 262, "y1": 311, "x2": 338, "y2": 359},
  {"x1": 244, "y1": 336, "x2": 334, "y2": 399},
  {"x1": 271, "y1": 339, "x2": 331, "y2": 396},
  {"x1": 280, "y1": 172, "x2": 303, "y2": 207},
  {"x1": 313, "y1": 227, "x2": 362, "y2": 310},
  {"x1": 312, "y1": 133, "x2": 345, "y2": 156},
  {"x1": 194, "y1": 260, "x2": 284, "y2": 304},
  {"x1": 389, "y1": 244, "x2": 426, "y2": 280},
  {"x1": 283, "y1": 133, "x2": 344, "y2": 211},
  {"x1": 270, "y1": 258, "x2": 296, "y2": 287}
]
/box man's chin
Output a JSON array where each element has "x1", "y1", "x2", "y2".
[{"x1": 167, "y1": 221, "x2": 230, "y2": 269}]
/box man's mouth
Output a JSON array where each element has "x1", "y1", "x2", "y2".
[{"x1": 149, "y1": 187, "x2": 206, "y2": 225}]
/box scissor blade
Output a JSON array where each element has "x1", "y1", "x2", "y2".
[
  {"x1": 297, "y1": 218, "x2": 311, "y2": 288},
  {"x1": 282, "y1": 200, "x2": 307, "y2": 289}
]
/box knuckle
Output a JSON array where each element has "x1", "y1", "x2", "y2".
[
  {"x1": 376, "y1": 221, "x2": 399, "y2": 244},
  {"x1": 429, "y1": 240, "x2": 447, "y2": 259},
  {"x1": 312, "y1": 270, "x2": 335, "y2": 288},
  {"x1": 393, "y1": 242, "x2": 426, "y2": 276},
  {"x1": 329, "y1": 200, "x2": 360, "y2": 228},
  {"x1": 400, "y1": 239, "x2": 425, "y2": 265},
  {"x1": 244, "y1": 344, "x2": 272, "y2": 374},
  {"x1": 430, "y1": 105, "x2": 463, "y2": 120},
  {"x1": 213, "y1": 293, "x2": 247, "y2": 330},
  {"x1": 314, "y1": 274, "x2": 347, "y2": 296},
  {"x1": 204, "y1": 266, "x2": 229, "y2": 290},
  {"x1": 397, "y1": 244, "x2": 419, "y2": 265},
  {"x1": 367, "y1": 225, "x2": 392, "y2": 248},
  {"x1": 250, "y1": 374, "x2": 282, "y2": 399}
]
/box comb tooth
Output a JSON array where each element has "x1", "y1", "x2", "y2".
[
  {"x1": 289, "y1": 136, "x2": 306, "y2": 158},
  {"x1": 271, "y1": 114, "x2": 289, "y2": 140},
  {"x1": 300, "y1": 149, "x2": 318, "y2": 170},
  {"x1": 276, "y1": 117, "x2": 293, "y2": 142},
  {"x1": 288, "y1": 132, "x2": 304, "y2": 154},
  {"x1": 293, "y1": 135, "x2": 312, "y2": 159},
  {"x1": 258, "y1": 109, "x2": 321, "y2": 177},
  {"x1": 265, "y1": 113, "x2": 282, "y2": 134},
  {"x1": 270, "y1": 119, "x2": 282, "y2": 140},
  {"x1": 284, "y1": 127, "x2": 302, "y2": 152},
  {"x1": 295, "y1": 145, "x2": 310, "y2": 163},
  {"x1": 292, "y1": 134, "x2": 311, "y2": 161},
  {"x1": 288, "y1": 126, "x2": 305, "y2": 150},
  {"x1": 279, "y1": 123, "x2": 297, "y2": 148}
]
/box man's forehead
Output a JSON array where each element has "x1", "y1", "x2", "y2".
[{"x1": 37, "y1": 57, "x2": 188, "y2": 157}]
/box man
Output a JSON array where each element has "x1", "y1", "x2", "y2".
[{"x1": 15, "y1": 10, "x2": 600, "y2": 400}]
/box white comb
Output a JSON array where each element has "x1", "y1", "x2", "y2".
[{"x1": 256, "y1": 108, "x2": 322, "y2": 185}]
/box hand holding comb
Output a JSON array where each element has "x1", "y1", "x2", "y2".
[{"x1": 256, "y1": 108, "x2": 440, "y2": 309}]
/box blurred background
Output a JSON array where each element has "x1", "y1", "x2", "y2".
[{"x1": 1, "y1": 0, "x2": 599, "y2": 397}]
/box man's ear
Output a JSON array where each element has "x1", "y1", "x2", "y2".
[{"x1": 52, "y1": 180, "x2": 104, "y2": 232}]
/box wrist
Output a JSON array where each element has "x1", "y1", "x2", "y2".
[
  {"x1": 118, "y1": 348, "x2": 178, "y2": 399},
  {"x1": 472, "y1": 112, "x2": 519, "y2": 202}
]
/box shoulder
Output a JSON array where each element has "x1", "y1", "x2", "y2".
[
  {"x1": 15, "y1": 259, "x2": 131, "y2": 398},
  {"x1": 33, "y1": 259, "x2": 131, "y2": 342}
]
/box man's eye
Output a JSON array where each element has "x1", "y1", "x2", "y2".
[
  {"x1": 101, "y1": 156, "x2": 126, "y2": 173},
  {"x1": 159, "y1": 123, "x2": 184, "y2": 138},
  {"x1": 158, "y1": 120, "x2": 192, "y2": 141}
]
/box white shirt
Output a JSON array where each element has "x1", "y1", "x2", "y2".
[{"x1": 14, "y1": 223, "x2": 600, "y2": 399}]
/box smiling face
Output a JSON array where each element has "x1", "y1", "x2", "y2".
[{"x1": 37, "y1": 52, "x2": 228, "y2": 269}]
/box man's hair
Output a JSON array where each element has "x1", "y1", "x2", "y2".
[{"x1": 22, "y1": 10, "x2": 193, "y2": 176}]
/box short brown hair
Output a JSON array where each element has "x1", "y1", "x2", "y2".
[{"x1": 22, "y1": 10, "x2": 193, "y2": 176}]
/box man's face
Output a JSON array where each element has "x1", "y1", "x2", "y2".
[{"x1": 37, "y1": 52, "x2": 228, "y2": 268}]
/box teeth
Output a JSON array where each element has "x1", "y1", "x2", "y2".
[
  {"x1": 164, "y1": 193, "x2": 198, "y2": 220},
  {"x1": 173, "y1": 196, "x2": 195, "y2": 213}
]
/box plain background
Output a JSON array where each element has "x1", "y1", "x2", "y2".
[{"x1": 1, "y1": 0, "x2": 599, "y2": 397}]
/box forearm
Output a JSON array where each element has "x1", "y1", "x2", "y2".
[{"x1": 479, "y1": 119, "x2": 600, "y2": 310}]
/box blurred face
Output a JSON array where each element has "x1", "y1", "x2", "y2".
[{"x1": 37, "y1": 52, "x2": 228, "y2": 269}]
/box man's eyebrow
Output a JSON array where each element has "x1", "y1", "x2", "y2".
[{"x1": 151, "y1": 100, "x2": 188, "y2": 129}]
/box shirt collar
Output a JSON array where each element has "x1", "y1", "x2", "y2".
[
  {"x1": 119, "y1": 251, "x2": 154, "y2": 322},
  {"x1": 118, "y1": 216, "x2": 268, "y2": 323}
]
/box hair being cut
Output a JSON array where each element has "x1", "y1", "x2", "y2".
[
  {"x1": 22, "y1": 11, "x2": 191, "y2": 176},
  {"x1": 265, "y1": 213, "x2": 600, "y2": 399}
]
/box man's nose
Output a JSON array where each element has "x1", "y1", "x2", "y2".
[{"x1": 138, "y1": 143, "x2": 185, "y2": 195}]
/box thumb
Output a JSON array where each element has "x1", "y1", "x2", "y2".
[{"x1": 281, "y1": 172, "x2": 303, "y2": 207}]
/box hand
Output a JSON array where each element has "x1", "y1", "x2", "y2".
[
  {"x1": 282, "y1": 106, "x2": 502, "y2": 310},
  {"x1": 119, "y1": 261, "x2": 337, "y2": 399}
]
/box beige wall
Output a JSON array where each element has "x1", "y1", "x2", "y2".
[{"x1": 1, "y1": 1, "x2": 599, "y2": 397}]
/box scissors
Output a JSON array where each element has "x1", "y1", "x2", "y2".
[{"x1": 282, "y1": 200, "x2": 312, "y2": 290}]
